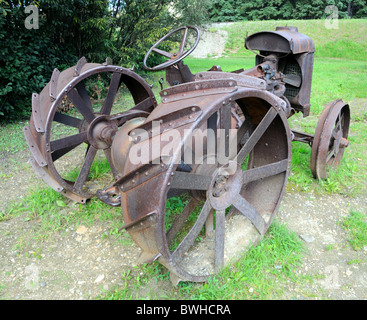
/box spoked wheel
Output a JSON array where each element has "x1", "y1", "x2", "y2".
[
  {"x1": 24, "y1": 57, "x2": 157, "y2": 203},
  {"x1": 310, "y1": 99, "x2": 350, "y2": 179},
  {"x1": 122, "y1": 93, "x2": 292, "y2": 284}
]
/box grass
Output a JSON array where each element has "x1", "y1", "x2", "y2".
[
  {"x1": 341, "y1": 210, "x2": 367, "y2": 251},
  {"x1": 0, "y1": 18, "x2": 366, "y2": 300},
  {"x1": 100, "y1": 220, "x2": 312, "y2": 300},
  {"x1": 183, "y1": 222, "x2": 309, "y2": 300},
  {"x1": 0, "y1": 121, "x2": 28, "y2": 156},
  {"x1": 218, "y1": 19, "x2": 367, "y2": 61},
  {"x1": 1, "y1": 160, "x2": 128, "y2": 246}
]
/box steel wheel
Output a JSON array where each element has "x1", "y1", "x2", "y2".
[
  {"x1": 310, "y1": 99, "x2": 350, "y2": 179},
  {"x1": 24, "y1": 57, "x2": 157, "y2": 203},
  {"x1": 120, "y1": 91, "x2": 292, "y2": 284}
]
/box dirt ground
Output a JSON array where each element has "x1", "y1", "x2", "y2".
[{"x1": 0, "y1": 140, "x2": 366, "y2": 300}]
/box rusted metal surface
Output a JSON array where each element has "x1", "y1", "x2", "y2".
[
  {"x1": 245, "y1": 26, "x2": 315, "y2": 54},
  {"x1": 24, "y1": 58, "x2": 157, "y2": 203},
  {"x1": 311, "y1": 99, "x2": 350, "y2": 179},
  {"x1": 111, "y1": 87, "x2": 292, "y2": 283},
  {"x1": 245, "y1": 26, "x2": 314, "y2": 116},
  {"x1": 24, "y1": 25, "x2": 350, "y2": 284}
]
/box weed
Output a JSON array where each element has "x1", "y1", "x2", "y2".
[
  {"x1": 177, "y1": 221, "x2": 310, "y2": 300},
  {"x1": 341, "y1": 210, "x2": 367, "y2": 250},
  {"x1": 347, "y1": 258, "x2": 364, "y2": 265},
  {"x1": 325, "y1": 243, "x2": 338, "y2": 251}
]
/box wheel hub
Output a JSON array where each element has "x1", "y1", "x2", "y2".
[
  {"x1": 208, "y1": 161, "x2": 243, "y2": 211},
  {"x1": 87, "y1": 115, "x2": 118, "y2": 149}
]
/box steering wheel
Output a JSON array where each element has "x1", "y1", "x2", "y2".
[{"x1": 143, "y1": 26, "x2": 200, "y2": 71}]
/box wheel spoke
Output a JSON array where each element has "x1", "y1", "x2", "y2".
[
  {"x1": 152, "y1": 47, "x2": 173, "y2": 59},
  {"x1": 243, "y1": 159, "x2": 288, "y2": 184},
  {"x1": 336, "y1": 112, "x2": 343, "y2": 131},
  {"x1": 166, "y1": 198, "x2": 199, "y2": 245},
  {"x1": 67, "y1": 88, "x2": 95, "y2": 123},
  {"x1": 172, "y1": 199, "x2": 212, "y2": 259},
  {"x1": 53, "y1": 111, "x2": 82, "y2": 129},
  {"x1": 326, "y1": 148, "x2": 336, "y2": 163},
  {"x1": 50, "y1": 131, "x2": 88, "y2": 154},
  {"x1": 218, "y1": 103, "x2": 232, "y2": 160},
  {"x1": 233, "y1": 194, "x2": 266, "y2": 234},
  {"x1": 332, "y1": 113, "x2": 343, "y2": 139},
  {"x1": 73, "y1": 145, "x2": 98, "y2": 192},
  {"x1": 76, "y1": 81, "x2": 93, "y2": 113},
  {"x1": 332, "y1": 128, "x2": 339, "y2": 139},
  {"x1": 179, "y1": 27, "x2": 188, "y2": 55},
  {"x1": 205, "y1": 210, "x2": 214, "y2": 236},
  {"x1": 101, "y1": 72, "x2": 122, "y2": 115},
  {"x1": 170, "y1": 171, "x2": 211, "y2": 191},
  {"x1": 236, "y1": 107, "x2": 277, "y2": 164},
  {"x1": 51, "y1": 144, "x2": 81, "y2": 162},
  {"x1": 131, "y1": 97, "x2": 155, "y2": 112},
  {"x1": 215, "y1": 209, "x2": 226, "y2": 272}
]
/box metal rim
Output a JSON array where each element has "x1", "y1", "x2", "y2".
[{"x1": 310, "y1": 101, "x2": 333, "y2": 177}]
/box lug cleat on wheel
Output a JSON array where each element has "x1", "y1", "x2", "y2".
[{"x1": 23, "y1": 57, "x2": 157, "y2": 203}]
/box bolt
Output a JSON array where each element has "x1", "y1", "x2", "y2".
[{"x1": 339, "y1": 137, "x2": 349, "y2": 148}]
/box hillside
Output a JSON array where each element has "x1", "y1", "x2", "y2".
[{"x1": 208, "y1": 19, "x2": 367, "y2": 60}]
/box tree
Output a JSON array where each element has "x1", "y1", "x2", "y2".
[
  {"x1": 208, "y1": 0, "x2": 367, "y2": 21},
  {"x1": 346, "y1": 0, "x2": 367, "y2": 18},
  {"x1": 106, "y1": 0, "x2": 211, "y2": 69},
  {"x1": 0, "y1": 0, "x2": 110, "y2": 121},
  {"x1": 0, "y1": 0, "x2": 211, "y2": 121}
]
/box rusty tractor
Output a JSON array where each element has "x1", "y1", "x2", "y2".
[{"x1": 24, "y1": 26, "x2": 350, "y2": 284}]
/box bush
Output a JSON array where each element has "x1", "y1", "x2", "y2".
[{"x1": 0, "y1": 0, "x2": 108, "y2": 122}]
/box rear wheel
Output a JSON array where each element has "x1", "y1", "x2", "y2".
[
  {"x1": 125, "y1": 96, "x2": 292, "y2": 283},
  {"x1": 24, "y1": 58, "x2": 156, "y2": 203}
]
